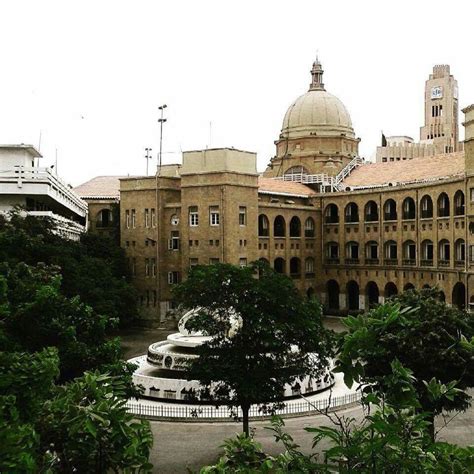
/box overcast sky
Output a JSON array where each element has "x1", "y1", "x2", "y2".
[{"x1": 1, "y1": 0, "x2": 473, "y2": 186}]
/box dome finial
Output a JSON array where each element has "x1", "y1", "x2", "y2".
[{"x1": 309, "y1": 55, "x2": 325, "y2": 91}]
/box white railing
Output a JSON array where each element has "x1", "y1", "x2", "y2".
[{"x1": 0, "y1": 166, "x2": 88, "y2": 217}]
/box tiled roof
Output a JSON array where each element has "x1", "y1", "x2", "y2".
[
  {"x1": 74, "y1": 176, "x2": 124, "y2": 199},
  {"x1": 258, "y1": 177, "x2": 316, "y2": 197},
  {"x1": 343, "y1": 152, "x2": 465, "y2": 188}
]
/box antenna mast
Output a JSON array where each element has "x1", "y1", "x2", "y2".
[{"x1": 158, "y1": 104, "x2": 167, "y2": 176}]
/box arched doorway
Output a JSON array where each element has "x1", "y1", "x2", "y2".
[
  {"x1": 347, "y1": 281, "x2": 359, "y2": 311},
  {"x1": 326, "y1": 280, "x2": 339, "y2": 310},
  {"x1": 366, "y1": 281, "x2": 379, "y2": 308},
  {"x1": 403, "y1": 283, "x2": 415, "y2": 292},
  {"x1": 274, "y1": 258, "x2": 285, "y2": 274},
  {"x1": 385, "y1": 282, "x2": 398, "y2": 299},
  {"x1": 306, "y1": 287, "x2": 315, "y2": 300},
  {"x1": 452, "y1": 282, "x2": 466, "y2": 310}
]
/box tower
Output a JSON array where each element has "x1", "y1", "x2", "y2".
[{"x1": 420, "y1": 65, "x2": 459, "y2": 153}]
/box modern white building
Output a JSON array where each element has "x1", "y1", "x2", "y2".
[{"x1": 0, "y1": 144, "x2": 88, "y2": 240}]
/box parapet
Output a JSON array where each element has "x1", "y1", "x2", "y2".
[{"x1": 181, "y1": 148, "x2": 257, "y2": 175}]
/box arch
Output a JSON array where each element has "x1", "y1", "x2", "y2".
[
  {"x1": 304, "y1": 217, "x2": 315, "y2": 237},
  {"x1": 421, "y1": 239, "x2": 434, "y2": 263},
  {"x1": 437, "y1": 192, "x2": 450, "y2": 217},
  {"x1": 422, "y1": 284, "x2": 431, "y2": 290},
  {"x1": 384, "y1": 240, "x2": 398, "y2": 261},
  {"x1": 420, "y1": 195, "x2": 433, "y2": 219},
  {"x1": 258, "y1": 257, "x2": 269, "y2": 265},
  {"x1": 326, "y1": 280, "x2": 340, "y2": 310},
  {"x1": 364, "y1": 200, "x2": 379, "y2": 222},
  {"x1": 345, "y1": 241, "x2": 359, "y2": 261},
  {"x1": 96, "y1": 208, "x2": 113, "y2": 227},
  {"x1": 454, "y1": 190, "x2": 465, "y2": 216},
  {"x1": 284, "y1": 165, "x2": 309, "y2": 177},
  {"x1": 365, "y1": 241, "x2": 379, "y2": 261},
  {"x1": 344, "y1": 202, "x2": 359, "y2": 223},
  {"x1": 402, "y1": 197, "x2": 416, "y2": 220},
  {"x1": 438, "y1": 291, "x2": 446, "y2": 302},
  {"x1": 325, "y1": 241, "x2": 339, "y2": 262},
  {"x1": 385, "y1": 282, "x2": 398, "y2": 298},
  {"x1": 290, "y1": 257, "x2": 301, "y2": 277},
  {"x1": 289, "y1": 216, "x2": 301, "y2": 237},
  {"x1": 366, "y1": 281, "x2": 379, "y2": 307},
  {"x1": 347, "y1": 280, "x2": 360, "y2": 311},
  {"x1": 324, "y1": 203, "x2": 339, "y2": 224},
  {"x1": 452, "y1": 282, "x2": 466, "y2": 310},
  {"x1": 383, "y1": 199, "x2": 397, "y2": 221},
  {"x1": 403, "y1": 283, "x2": 415, "y2": 292},
  {"x1": 274, "y1": 257, "x2": 285, "y2": 274},
  {"x1": 438, "y1": 239, "x2": 450, "y2": 264},
  {"x1": 274, "y1": 215, "x2": 286, "y2": 237},
  {"x1": 258, "y1": 214, "x2": 269, "y2": 237},
  {"x1": 305, "y1": 257, "x2": 315, "y2": 275},
  {"x1": 402, "y1": 240, "x2": 416, "y2": 262},
  {"x1": 306, "y1": 287, "x2": 315, "y2": 299}
]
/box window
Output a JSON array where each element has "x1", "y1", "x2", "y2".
[
  {"x1": 131, "y1": 209, "x2": 136, "y2": 228},
  {"x1": 209, "y1": 206, "x2": 220, "y2": 226},
  {"x1": 145, "y1": 208, "x2": 149, "y2": 228},
  {"x1": 239, "y1": 206, "x2": 247, "y2": 226},
  {"x1": 239, "y1": 258, "x2": 248, "y2": 267},
  {"x1": 167, "y1": 271, "x2": 180, "y2": 285},
  {"x1": 146, "y1": 290, "x2": 150, "y2": 307},
  {"x1": 209, "y1": 258, "x2": 220, "y2": 265},
  {"x1": 470, "y1": 188, "x2": 474, "y2": 202},
  {"x1": 305, "y1": 257, "x2": 314, "y2": 274},
  {"x1": 189, "y1": 258, "x2": 199, "y2": 268},
  {"x1": 189, "y1": 206, "x2": 199, "y2": 226},
  {"x1": 153, "y1": 290, "x2": 157, "y2": 307},
  {"x1": 131, "y1": 257, "x2": 137, "y2": 276},
  {"x1": 126, "y1": 210, "x2": 130, "y2": 229},
  {"x1": 145, "y1": 258, "x2": 150, "y2": 277},
  {"x1": 151, "y1": 258, "x2": 156, "y2": 277},
  {"x1": 169, "y1": 231, "x2": 180, "y2": 250},
  {"x1": 258, "y1": 214, "x2": 269, "y2": 236},
  {"x1": 151, "y1": 208, "x2": 156, "y2": 227},
  {"x1": 305, "y1": 217, "x2": 315, "y2": 237}
]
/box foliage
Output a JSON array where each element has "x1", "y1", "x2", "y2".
[
  {"x1": 39, "y1": 371, "x2": 153, "y2": 473},
  {"x1": 173, "y1": 261, "x2": 333, "y2": 435},
  {"x1": 0, "y1": 210, "x2": 137, "y2": 326}
]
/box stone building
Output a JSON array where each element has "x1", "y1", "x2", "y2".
[{"x1": 78, "y1": 59, "x2": 474, "y2": 324}]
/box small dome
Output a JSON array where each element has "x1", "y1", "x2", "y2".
[{"x1": 281, "y1": 59, "x2": 355, "y2": 140}]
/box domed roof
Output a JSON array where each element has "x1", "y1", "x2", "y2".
[{"x1": 281, "y1": 59, "x2": 355, "y2": 139}]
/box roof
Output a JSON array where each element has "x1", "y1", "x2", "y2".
[
  {"x1": 74, "y1": 176, "x2": 124, "y2": 199},
  {"x1": 0, "y1": 144, "x2": 42, "y2": 158},
  {"x1": 343, "y1": 152, "x2": 465, "y2": 188},
  {"x1": 258, "y1": 177, "x2": 316, "y2": 197}
]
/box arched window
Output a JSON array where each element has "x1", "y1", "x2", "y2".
[
  {"x1": 274, "y1": 216, "x2": 286, "y2": 237},
  {"x1": 289, "y1": 216, "x2": 301, "y2": 237},
  {"x1": 304, "y1": 217, "x2": 315, "y2": 237},
  {"x1": 420, "y1": 195, "x2": 433, "y2": 219},
  {"x1": 384, "y1": 240, "x2": 398, "y2": 263},
  {"x1": 364, "y1": 201, "x2": 378, "y2": 222},
  {"x1": 455, "y1": 239, "x2": 465, "y2": 264},
  {"x1": 344, "y1": 203, "x2": 359, "y2": 223},
  {"x1": 97, "y1": 208, "x2": 112, "y2": 227},
  {"x1": 290, "y1": 257, "x2": 301, "y2": 278},
  {"x1": 402, "y1": 240, "x2": 416, "y2": 265},
  {"x1": 421, "y1": 239, "x2": 434, "y2": 265},
  {"x1": 324, "y1": 204, "x2": 339, "y2": 224},
  {"x1": 258, "y1": 214, "x2": 269, "y2": 237},
  {"x1": 438, "y1": 193, "x2": 450, "y2": 217},
  {"x1": 326, "y1": 280, "x2": 340, "y2": 310},
  {"x1": 383, "y1": 199, "x2": 397, "y2": 221},
  {"x1": 347, "y1": 281, "x2": 360, "y2": 311},
  {"x1": 284, "y1": 166, "x2": 309, "y2": 178},
  {"x1": 452, "y1": 282, "x2": 466, "y2": 309},
  {"x1": 454, "y1": 190, "x2": 465, "y2": 216},
  {"x1": 385, "y1": 282, "x2": 398, "y2": 298},
  {"x1": 402, "y1": 197, "x2": 416, "y2": 220},
  {"x1": 305, "y1": 257, "x2": 315, "y2": 276},
  {"x1": 365, "y1": 241, "x2": 379, "y2": 263},
  {"x1": 325, "y1": 242, "x2": 339, "y2": 263},
  {"x1": 366, "y1": 281, "x2": 379, "y2": 308},
  {"x1": 438, "y1": 239, "x2": 450, "y2": 265},
  {"x1": 274, "y1": 257, "x2": 285, "y2": 274},
  {"x1": 345, "y1": 241, "x2": 359, "y2": 262}
]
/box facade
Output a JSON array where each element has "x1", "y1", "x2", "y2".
[
  {"x1": 376, "y1": 64, "x2": 462, "y2": 163},
  {"x1": 0, "y1": 144, "x2": 87, "y2": 240},
  {"x1": 78, "y1": 60, "x2": 474, "y2": 323}
]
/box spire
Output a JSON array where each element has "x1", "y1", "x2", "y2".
[{"x1": 309, "y1": 56, "x2": 325, "y2": 91}]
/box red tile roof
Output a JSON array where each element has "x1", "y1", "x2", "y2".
[
  {"x1": 258, "y1": 177, "x2": 316, "y2": 197},
  {"x1": 74, "y1": 176, "x2": 124, "y2": 199},
  {"x1": 343, "y1": 152, "x2": 465, "y2": 188}
]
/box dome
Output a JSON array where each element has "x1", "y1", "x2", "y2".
[{"x1": 281, "y1": 59, "x2": 355, "y2": 140}]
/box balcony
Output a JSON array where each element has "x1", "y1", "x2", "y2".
[
  {"x1": 420, "y1": 259, "x2": 433, "y2": 267},
  {"x1": 325, "y1": 258, "x2": 340, "y2": 265},
  {"x1": 344, "y1": 258, "x2": 360, "y2": 265},
  {"x1": 439, "y1": 259, "x2": 450, "y2": 267},
  {"x1": 455, "y1": 207, "x2": 465, "y2": 216},
  {"x1": 384, "y1": 258, "x2": 398, "y2": 266},
  {"x1": 365, "y1": 258, "x2": 379, "y2": 265},
  {"x1": 421, "y1": 210, "x2": 433, "y2": 219},
  {"x1": 364, "y1": 214, "x2": 379, "y2": 223},
  {"x1": 455, "y1": 260, "x2": 465, "y2": 268},
  {"x1": 325, "y1": 216, "x2": 339, "y2": 224},
  {"x1": 402, "y1": 259, "x2": 416, "y2": 266},
  {"x1": 383, "y1": 213, "x2": 397, "y2": 221}
]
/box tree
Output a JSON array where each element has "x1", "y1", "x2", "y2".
[
  {"x1": 173, "y1": 262, "x2": 333, "y2": 435},
  {"x1": 335, "y1": 290, "x2": 474, "y2": 440}
]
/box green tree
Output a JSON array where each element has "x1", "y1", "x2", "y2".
[
  {"x1": 173, "y1": 262, "x2": 332, "y2": 436},
  {"x1": 335, "y1": 291, "x2": 474, "y2": 440}
]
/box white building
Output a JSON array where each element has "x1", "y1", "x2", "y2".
[{"x1": 0, "y1": 144, "x2": 88, "y2": 240}]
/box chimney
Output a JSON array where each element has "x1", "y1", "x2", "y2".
[{"x1": 463, "y1": 104, "x2": 474, "y2": 175}]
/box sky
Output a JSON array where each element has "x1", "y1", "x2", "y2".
[{"x1": 1, "y1": 0, "x2": 473, "y2": 186}]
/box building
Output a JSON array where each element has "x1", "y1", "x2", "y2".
[
  {"x1": 78, "y1": 59, "x2": 474, "y2": 324},
  {"x1": 376, "y1": 64, "x2": 462, "y2": 163},
  {"x1": 0, "y1": 144, "x2": 87, "y2": 240}
]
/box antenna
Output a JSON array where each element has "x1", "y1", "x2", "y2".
[
  {"x1": 158, "y1": 104, "x2": 167, "y2": 176},
  {"x1": 145, "y1": 147, "x2": 152, "y2": 176},
  {"x1": 38, "y1": 130, "x2": 42, "y2": 151},
  {"x1": 55, "y1": 149, "x2": 58, "y2": 174}
]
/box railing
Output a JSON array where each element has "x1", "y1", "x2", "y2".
[
  {"x1": 421, "y1": 210, "x2": 433, "y2": 219},
  {"x1": 455, "y1": 260, "x2": 465, "y2": 267},
  {"x1": 383, "y1": 214, "x2": 397, "y2": 221},
  {"x1": 364, "y1": 214, "x2": 379, "y2": 222},
  {"x1": 365, "y1": 258, "x2": 379, "y2": 265},
  {"x1": 344, "y1": 216, "x2": 359, "y2": 223},
  {"x1": 305, "y1": 231, "x2": 315, "y2": 238},
  {"x1": 384, "y1": 259, "x2": 398, "y2": 266},
  {"x1": 439, "y1": 259, "x2": 450, "y2": 267},
  {"x1": 125, "y1": 391, "x2": 362, "y2": 420},
  {"x1": 344, "y1": 258, "x2": 359, "y2": 265},
  {"x1": 455, "y1": 207, "x2": 465, "y2": 216},
  {"x1": 324, "y1": 216, "x2": 339, "y2": 224},
  {"x1": 325, "y1": 258, "x2": 340, "y2": 265},
  {"x1": 420, "y1": 259, "x2": 433, "y2": 267},
  {"x1": 402, "y1": 259, "x2": 416, "y2": 266}
]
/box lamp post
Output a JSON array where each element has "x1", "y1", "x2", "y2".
[
  {"x1": 145, "y1": 147, "x2": 152, "y2": 176},
  {"x1": 158, "y1": 104, "x2": 167, "y2": 175}
]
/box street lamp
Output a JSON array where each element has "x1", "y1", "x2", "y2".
[{"x1": 158, "y1": 104, "x2": 167, "y2": 174}]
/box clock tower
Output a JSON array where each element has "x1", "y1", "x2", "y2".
[{"x1": 420, "y1": 65, "x2": 459, "y2": 153}]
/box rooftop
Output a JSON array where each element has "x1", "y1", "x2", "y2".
[
  {"x1": 0, "y1": 144, "x2": 42, "y2": 158},
  {"x1": 74, "y1": 176, "x2": 125, "y2": 199},
  {"x1": 258, "y1": 177, "x2": 316, "y2": 197},
  {"x1": 343, "y1": 152, "x2": 465, "y2": 188}
]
